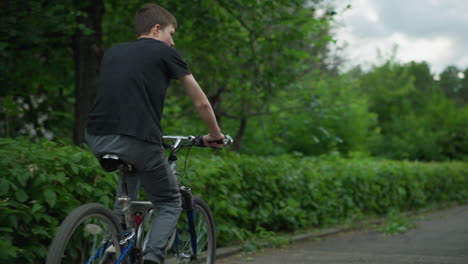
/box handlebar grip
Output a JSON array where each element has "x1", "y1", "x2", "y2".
[
  {"x1": 208, "y1": 135, "x2": 233, "y2": 146},
  {"x1": 208, "y1": 139, "x2": 224, "y2": 144},
  {"x1": 194, "y1": 135, "x2": 233, "y2": 147}
]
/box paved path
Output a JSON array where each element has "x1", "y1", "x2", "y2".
[{"x1": 218, "y1": 204, "x2": 468, "y2": 264}]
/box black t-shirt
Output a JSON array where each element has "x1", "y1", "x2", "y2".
[{"x1": 86, "y1": 38, "x2": 191, "y2": 143}]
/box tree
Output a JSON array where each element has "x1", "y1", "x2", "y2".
[
  {"x1": 358, "y1": 61, "x2": 416, "y2": 125},
  {"x1": 1, "y1": 0, "x2": 337, "y2": 151},
  {"x1": 459, "y1": 68, "x2": 468, "y2": 106},
  {"x1": 0, "y1": 0, "x2": 76, "y2": 140},
  {"x1": 438, "y1": 65, "x2": 462, "y2": 103},
  {"x1": 406, "y1": 62, "x2": 435, "y2": 91},
  {"x1": 0, "y1": 0, "x2": 104, "y2": 144},
  {"x1": 156, "y1": 0, "x2": 336, "y2": 151},
  {"x1": 72, "y1": 0, "x2": 104, "y2": 145},
  {"x1": 262, "y1": 73, "x2": 377, "y2": 156},
  {"x1": 358, "y1": 60, "x2": 468, "y2": 161}
]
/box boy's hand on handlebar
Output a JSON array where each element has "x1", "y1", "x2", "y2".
[{"x1": 203, "y1": 133, "x2": 225, "y2": 149}]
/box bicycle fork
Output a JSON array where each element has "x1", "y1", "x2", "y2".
[{"x1": 180, "y1": 186, "x2": 198, "y2": 260}]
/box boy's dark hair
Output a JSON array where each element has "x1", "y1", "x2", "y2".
[{"x1": 134, "y1": 3, "x2": 177, "y2": 36}]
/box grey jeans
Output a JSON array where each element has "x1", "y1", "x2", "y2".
[{"x1": 85, "y1": 131, "x2": 182, "y2": 262}]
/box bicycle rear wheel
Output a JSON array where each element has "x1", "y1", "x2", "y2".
[
  {"x1": 46, "y1": 203, "x2": 123, "y2": 264},
  {"x1": 170, "y1": 196, "x2": 216, "y2": 264}
]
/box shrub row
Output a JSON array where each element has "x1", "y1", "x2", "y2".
[
  {"x1": 0, "y1": 138, "x2": 116, "y2": 263},
  {"x1": 1, "y1": 138, "x2": 467, "y2": 263},
  {"x1": 186, "y1": 153, "x2": 468, "y2": 245}
]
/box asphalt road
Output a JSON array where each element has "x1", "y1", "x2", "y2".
[{"x1": 218, "y1": 204, "x2": 468, "y2": 264}]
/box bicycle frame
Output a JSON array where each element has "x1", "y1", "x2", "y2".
[
  {"x1": 96, "y1": 135, "x2": 201, "y2": 264},
  {"x1": 48, "y1": 134, "x2": 229, "y2": 264}
]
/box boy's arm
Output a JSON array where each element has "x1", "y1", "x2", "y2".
[{"x1": 179, "y1": 74, "x2": 224, "y2": 146}]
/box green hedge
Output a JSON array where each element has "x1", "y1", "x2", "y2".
[
  {"x1": 0, "y1": 138, "x2": 116, "y2": 263},
  {"x1": 1, "y1": 138, "x2": 467, "y2": 263},
  {"x1": 186, "y1": 153, "x2": 468, "y2": 244}
]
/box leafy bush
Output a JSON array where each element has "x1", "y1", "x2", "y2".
[
  {"x1": 358, "y1": 61, "x2": 468, "y2": 161},
  {"x1": 186, "y1": 153, "x2": 468, "y2": 245},
  {"x1": 0, "y1": 138, "x2": 116, "y2": 263},
  {"x1": 238, "y1": 73, "x2": 378, "y2": 156},
  {"x1": 1, "y1": 138, "x2": 467, "y2": 262}
]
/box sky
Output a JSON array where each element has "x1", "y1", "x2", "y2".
[{"x1": 329, "y1": 0, "x2": 468, "y2": 74}]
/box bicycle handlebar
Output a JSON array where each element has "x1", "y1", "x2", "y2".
[{"x1": 162, "y1": 134, "x2": 233, "y2": 150}]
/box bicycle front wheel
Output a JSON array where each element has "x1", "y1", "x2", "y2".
[
  {"x1": 171, "y1": 196, "x2": 216, "y2": 264},
  {"x1": 46, "y1": 203, "x2": 123, "y2": 264}
]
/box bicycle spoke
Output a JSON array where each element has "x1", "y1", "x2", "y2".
[
  {"x1": 67, "y1": 217, "x2": 118, "y2": 263},
  {"x1": 169, "y1": 197, "x2": 215, "y2": 264},
  {"x1": 47, "y1": 204, "x2": 122, "y2": 264}
]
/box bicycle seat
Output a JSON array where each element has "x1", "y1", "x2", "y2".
[{"x1": 99, "y1": 154, "x2": 134, "y2": 172}]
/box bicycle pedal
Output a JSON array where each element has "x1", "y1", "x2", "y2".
[{"x1": 177, "y1": 252, "x2": 191, "y2": 259}]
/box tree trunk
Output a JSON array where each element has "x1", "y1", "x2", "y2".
[
  {"x1": 209, "y1": 84, "x2": 226, "y2": 125},
  {"x1": 232, "y1": 116, "x2": 248, "y2": 152},
  {"x1": 72, "y1": 0, "x2": 104, "y2": 145}
]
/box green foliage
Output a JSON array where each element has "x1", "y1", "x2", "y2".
[
  {"x1": 359, "y1": 61, "x2": 416, "y2": 125},
  {"x1": 231, "y1": 71, "x2": 379, "y2": 157},
  {"x1": 155, "y1": 0, "x2": 336, "y2": 148},
  {"x1": 439, "y1": 65, "x2": 462, "y2": 101},
  {"x1": 183, "y1": 152, "x2": 468, "y2": 245},
  {"x1": 0, "y1": 138, "x2": 116, "y2": 263},
  {"x1": 1, "y1": 138, "x2": 467, "y2": 262},
  {"x1": 0, "y1": 0, "x2": 78, "y2": 140},
  {"x1": 240, "y1": 228, "x2": 290, "y2": 252},
  {"x1": 275, "y1": 73, "x2": 377, "y2": 156},
  {"x1": 380, "y1": 209, "x2": 417, "y2": 235},
  {"x1": 460, "y1": 68, "x2": 468, "y2": 105},
  {"x1": 2, "y1": 0, "x2": 337, "y2": 150},
  {"x1": 2, "y1": 1, "x2": 467, "y2": 162},
  {"x1": 357, "y1": 61, "x2": 468, "y2": 161}
]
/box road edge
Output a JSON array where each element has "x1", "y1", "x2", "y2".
[
  {"x1": 215, "y1": 201, "x2": 467, "y2": 260},
  {"x1": 216, "y1": 227, "x2": 348, "y2": 259}
]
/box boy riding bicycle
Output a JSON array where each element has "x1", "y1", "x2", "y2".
[{"x1": 85, "y1": 3, "x2": 224, "y2": 264}]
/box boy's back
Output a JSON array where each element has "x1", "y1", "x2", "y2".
[{"x1": 87, "y1": 38, "x2": 190, "y2": 143}]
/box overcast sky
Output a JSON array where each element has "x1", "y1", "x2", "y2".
[{"x1": 330, "y1": 0, "x2": 468, "y2": 73}]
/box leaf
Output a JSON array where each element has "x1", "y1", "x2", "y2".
[
  {"x1": 71, "y1": 164, "x2": 79, "y2": 174},
  {"x1": 8, "y1": 215, "x2": 18, "y2": 229},
  {"x1": 16, "y1": 171, "x2": 30, "y2": 186},
  {"x1": 71, "y1": 153, "x2": 82, "y2": 163},
  {"x1": 31, "y1": 203, "x2": 43, "y2": 213},
  {"x1": 15, "y1": 189, "x2": 28, "y2": 202},
  {"x1": 32, "y1": 227, "x2": 49, "y2": 236},
  {"x1": 0, "y1": 178, "x2": 10, "y2": 195},
  {"x1": 0, "y1": 227, "x2": 13, "y2": 232},
  {"x1": 44, "y1": 189, "x2": 57, "y2": 208},
  {"x1": 0, "y1": 239, "x2": 17, "y2": 259},
  {"x1": 55, "y1": 171, "x2": 67, "y2": 183}
]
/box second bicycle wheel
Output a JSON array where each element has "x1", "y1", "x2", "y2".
[
  {"x1": 170, "y1": 196, "x2": 216, "y2": 264},
  {"x1": 46, "y1": 203, "x2": 123, "y2": 264}
]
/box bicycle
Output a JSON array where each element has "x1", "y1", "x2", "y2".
[{"x1": 46, "y1": 134, "x2": 232, "y2": 264}]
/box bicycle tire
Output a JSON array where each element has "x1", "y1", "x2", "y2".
[
  {"x1": 171, "y1": 196, "x2": 216, "y2": 264},
  {"x1": 46, "y1": 203, "x2": 123, "y2": 264}
]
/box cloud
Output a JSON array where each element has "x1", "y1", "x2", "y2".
[
  {"x1": 389, "y1": 33, "x2": 455, "y2": 68},
  {"x1": 376, "y1": 0, "x2": 468, "y2": 38},
  {"x1": 331, "y1": 0, "x2": 468, "y2": 73},
  {"x1": 457, "y1": 56, "x2": 468, "y2": 69}
]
